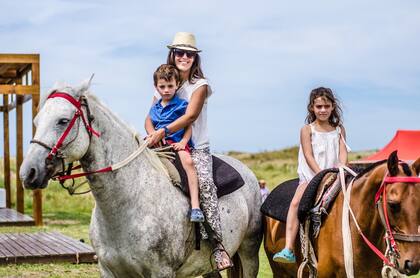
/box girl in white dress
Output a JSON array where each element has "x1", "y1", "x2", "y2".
[{"x1": 273, "y1": 87, "x2": 350, "y2": 263}]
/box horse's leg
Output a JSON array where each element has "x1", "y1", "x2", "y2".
[
  {"x1": 233, "y1": 234, "x2": 261, "y2": 278},
  {"x1": 98, "y1": 260, "x2": 116, "y2": 278}
]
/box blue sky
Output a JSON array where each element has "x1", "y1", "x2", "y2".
[{"x1": 1, "y1": 0, "x2": 420, "y2": 153}]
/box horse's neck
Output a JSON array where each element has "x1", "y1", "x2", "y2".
[
  {"x1": 350, "y1": 173, "x2": 385, "y2": 247},
  {"x1": 79, "y1": 97, "x2": 166, "y2": 206}
]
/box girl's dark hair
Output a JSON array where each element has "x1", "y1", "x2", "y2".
[
  {"x1": 305, "y1": 87, "x2": 343, "y2": 127},
  {"x1": 166, "y1": 50, "x2": 205, "y2": 83}
]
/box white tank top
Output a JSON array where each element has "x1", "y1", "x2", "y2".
[
  {"x1": 154, "y1": 78, "x2": 212, "y2": 149},
  {"x1": 297, "y1": 123, "x2": 350, "y2": 183}
]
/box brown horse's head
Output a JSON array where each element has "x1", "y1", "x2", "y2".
[{"x1": 375, "y1": 151, "x2": 420, "y2": 275}]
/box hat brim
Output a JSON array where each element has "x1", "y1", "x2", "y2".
[{"x1": 167, "y1": 45, "x2": 201, "y2": 53}]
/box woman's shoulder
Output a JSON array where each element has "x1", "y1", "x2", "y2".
[
  {"x1": 190, "y1": 78, "x2": 210, "y2": 87},
  {"x1": 187, "y1": 78, "x2": 212, "y2": 97}
]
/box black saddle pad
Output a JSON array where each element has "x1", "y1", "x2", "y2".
[
  {"x1": 173, "y1": 153, "x2": 245, "y2": 198},
  {"x1": 260, "y1": 178, "x2": 299, "y2": 222},
  {"x1": 297, "y1": 168, "x2": 339, "y2": 222}
]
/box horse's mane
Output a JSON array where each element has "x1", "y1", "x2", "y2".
[
  {"x1": 354, "y1": 159, "x2": 387, "y2": 180},
  {"x1": 354, "y1": 159, "x2": 414, "y2": 181},
  {"x1": 86, "y1": 92, "x2": 170, "y2": 179}
]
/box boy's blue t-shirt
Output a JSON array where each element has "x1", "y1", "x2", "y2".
[{"x1": 149, "y1": 95, "x2": 193, "y2": 147}]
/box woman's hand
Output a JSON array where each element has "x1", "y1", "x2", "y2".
[
  {"x1": 172, "y1": 141, "x2": 186, "y2": 151},
  {"x1": 147, "y1": 128, "x2": 165, "y2": 147}
]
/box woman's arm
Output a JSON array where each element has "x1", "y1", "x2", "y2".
[
  {"x1": 301, "y1": 125, "x2": 322, "y2": 174},
  {"x1": 172, "y1": 125, "x2": 192, "y2": 151},
  {"x1": 338, "y1": 125, "x2": 348, "y2": 166},
  {"x1": 147, "y1": 86, "x2": 207, "y2": 146}
]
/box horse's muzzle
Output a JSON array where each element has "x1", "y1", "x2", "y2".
[{"x1": 20, "y1": 163, "x2": 50, "y2": 190}]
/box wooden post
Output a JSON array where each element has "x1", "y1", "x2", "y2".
[
  {"x1": 3, "y1": 94, "x2": 11, "y2": 208},
  {"x1": 31, "y1": 61, "x2": 42, "y2": 225},
  {"x1": 16, "y1": 94, "x2": 24, "y2": 213}
]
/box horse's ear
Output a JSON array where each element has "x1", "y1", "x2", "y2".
[
  {"x1": 76, "y1": 74, "x2": 95, "y2": 95},
  {"x1": 411, "y1": 156, "x2": 420, "y2": 176},
  {"x1": 387, "y1": 150, "x2": 399, "y2": 176}
]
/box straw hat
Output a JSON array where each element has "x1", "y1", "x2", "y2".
[{"x1": 167, "y1": 32, "x2": 201, "y2": 52}]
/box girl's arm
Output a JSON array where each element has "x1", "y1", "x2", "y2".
[
  {"x1": 338, "y1": 125, "x2": 348, "y2": 166},
  {"x1": 301, "y1": 125, "x2": 322, "y2": 174},
  {"x1": 147, "y1": 86, "x2": 207, "y2": 146}
]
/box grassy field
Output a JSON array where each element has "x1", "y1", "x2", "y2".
[{"x1": 1, "y1": 148, "x2": 418, "y2": 278}]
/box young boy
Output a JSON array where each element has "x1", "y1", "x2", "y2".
[{"x1": 147, "y1": 64, "x2": 204, "y2": 222}]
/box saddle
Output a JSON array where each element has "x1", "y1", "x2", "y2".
[
  {"x1": 261, "y1": 168, "x2": 343, "y2": 226},
  {"x1": 159, "y1": 152, "x2": 245, "y2": 199}
]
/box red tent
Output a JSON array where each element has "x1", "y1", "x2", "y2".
[{"x1": 364, "y1": 130, "x2": 420, "y2": 162}]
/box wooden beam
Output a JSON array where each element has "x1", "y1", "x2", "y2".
[
  {"x1": 31, "y1": 61, "x2": 42, "y2": 226},
  {"x1": 3, "y1": 95, "x2": 32, "y2": 112},
  {"x1": 16, "y1": 95, "x2": 24, "y2": 213},
  {"x1": 0, "y1": 54, "x2": 39, "y2": 64},
  {"x1": 0, "y1": 85, "x2": 40, "y2": 95},
  {"x1": 3, "y1": 94, "x2": 11, "y2": 208}
]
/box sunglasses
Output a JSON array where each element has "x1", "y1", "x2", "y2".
[{"x1": 173, "y1": 49, "x2": 196, "y2": 58}]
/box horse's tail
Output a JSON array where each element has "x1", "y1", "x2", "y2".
[{"x1": 226, "y1": 252, "x2": 243, "y2": 278}]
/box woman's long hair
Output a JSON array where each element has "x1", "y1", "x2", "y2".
[
  {"x1": 305, "y1": 87, "x2": 343, "y2": 127},
  {"x1": 167, "y1": 50, "x2": 205, "y2": 83}
]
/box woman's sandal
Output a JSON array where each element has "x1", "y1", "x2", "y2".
[{"x1": 210, "y1": 244, "x2": 234, "y2": 272}]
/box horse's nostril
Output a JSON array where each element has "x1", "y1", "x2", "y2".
[
  {"x1": 28, "y1": 168, "x2": 37, "y2": 183},
  {"x1": 404, "y1": 260, "x2": 418, "y2": 275}
]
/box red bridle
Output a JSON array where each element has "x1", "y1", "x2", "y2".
[
  {"x1": 30, "y1": 92, "x2": 111, "y2": 190},
  {"x1": 359, "y1": 173, "x2": 420, "y2": 267},
  {"x1": 45, "y1": 92, "x2": 100, "y2": 160}
]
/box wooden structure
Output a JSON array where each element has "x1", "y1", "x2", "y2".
[
  {"x1": 0, "y1": 231, "x2": 96, "y2": 264},
  {"x1": 0, "y1": 54, "x2": 42, "y2": 225},
  {"x1": 0, "y1": 208, "x2": 35, "y2": 226}
]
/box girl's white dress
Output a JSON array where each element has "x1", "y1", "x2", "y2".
[{"x1": 297, "y1": 123, "x2": 350, "y2": 183}]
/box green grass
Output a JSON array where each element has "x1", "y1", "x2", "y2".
[{"x1": 1, "y1": 148, "x2": 418, "y2": 277}]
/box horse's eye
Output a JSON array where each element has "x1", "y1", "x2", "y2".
[
  {"x1": 388, "y1": 202, "x2": 401, "y2": 213},
  {"x1": 57, "y1": 118, "x2": 70, "y2": 126}
]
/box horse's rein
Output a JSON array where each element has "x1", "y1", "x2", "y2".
[{"x1": 30, "y1": 92, "x2": 149, "y2": 195}]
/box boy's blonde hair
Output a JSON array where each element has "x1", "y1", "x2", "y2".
[{"x1": 153, "y1": 64, "x2": 181, "y2": 86}]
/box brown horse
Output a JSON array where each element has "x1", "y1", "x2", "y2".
[{"x1": 264, "y1": 151, "x2": 420, "y2": 277}]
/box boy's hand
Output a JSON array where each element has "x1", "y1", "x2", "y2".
[
  {"x1": 172, "y1": 142, "x2": 186, "y2": 151},
  {"x1": 147, "y1": 129, "x2": 165, "y2": 147}
]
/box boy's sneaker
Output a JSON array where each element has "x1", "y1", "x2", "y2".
[
  {"x1": 190, "y1": 208, "x2": 205, "y2": 222},
  {"x1": 273, "y1": 248, "x2": 296, "y2": 263}
]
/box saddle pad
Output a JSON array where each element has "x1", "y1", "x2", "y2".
[
  {"x1": 173, "y1": 153, "x2": 245, "y2": 198},
  {"x1": 297, "y1": 168, "x2": 339, "y2": 222},
  {"x1": 260, "y1": 178, "x2": 299, "y2": 222}
]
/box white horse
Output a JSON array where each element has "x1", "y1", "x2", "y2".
[{"x1": 19, "y1": 81, "x2": 262, "y2": 278}]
